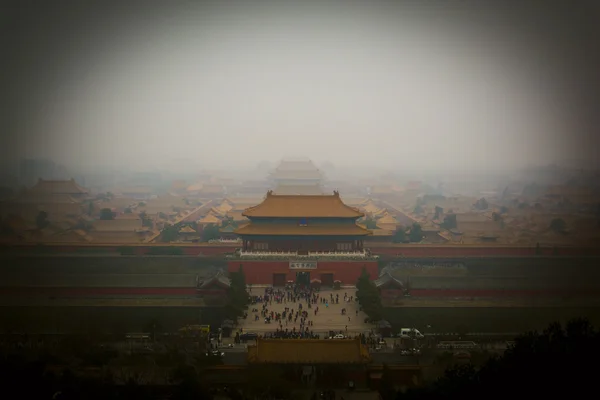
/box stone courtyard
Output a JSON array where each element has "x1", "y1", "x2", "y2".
[{"x1": 237, "y1": 287, "x2": 372, "y2": 336}]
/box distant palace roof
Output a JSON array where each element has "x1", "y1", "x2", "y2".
[
  {"x1": 275, "y1": 159, "x2": 320, "y2": 171},
  {"x1": 270, "y1": 170, "x2": 324, "y2": 180},
  {"x1": 30, "y1": 179, "x2": 88, "y2": 195},
  {"x1": 247, "y1": 338, "x2": 371, "y2": 364},
  {"x1": 235, "y1": 223, "x2": 371, "y2": 236},
  {"x1": 273, "y1": 183, "x2": 325, "y2": 195},
  {"x1": 242, "y1": 191, "x2": 364, "y2": 218}
]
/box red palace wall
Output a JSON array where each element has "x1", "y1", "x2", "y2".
[
  {"x1": 3, "y1": 244, "x2": 600, "y2": 257},
  {"x1": 370, "y1": 245, "x2": 600, "y2": 257},
  {"x1": 408, "y1": 288, "x2": 600, "y2": 298},
  {"x1": 227, "y1": 260, "x2": 378, "y2": 285},
  {"x1": 0, "y1": 287, "x2": 198, "y2": 296}
]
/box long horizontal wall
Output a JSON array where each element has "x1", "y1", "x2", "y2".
[
  {"x1": 408, "y1": 289, "x2": 599, "y2": 297},
  {"x1": 228, "y1": 260, "x2": 378, "y2": 285},
  {"x1": 2, "y1": 243, "x2": 599, "y2": 257},
  {"x1": 0, "y1": 287, "x2": 199, "y2": 296}
]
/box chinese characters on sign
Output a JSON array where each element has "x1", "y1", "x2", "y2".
[{"x1": 289, "y1": 261, "x2": 318, "y2": 270}]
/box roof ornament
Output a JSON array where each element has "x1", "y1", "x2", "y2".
[
  {"x1": 266, "y1": 190, "x2": 273, "y2": 197},
  {"x1": 333, "y1": 190, "x2": 340, "y2": 197}
]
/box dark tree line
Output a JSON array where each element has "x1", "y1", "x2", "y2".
[
  {"x1": 356, "y1": 268, "x2": 383, "y2": 321},
  {"x1": 225, "y1": 265, "x2": 249, "y2": 319},
  {"x1": 397, "y1": 318, "x2": 599, "y2": 399}
]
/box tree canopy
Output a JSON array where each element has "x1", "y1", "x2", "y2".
[
  {"x1": 549, "y1": 217, "x2": 567, "y2": 233},
  {"x1": 408, "y1": 223, "x2": 423, "y2": 243},
  {"x1": 35, "y1": 211, "x2": 49, "y2": 229},
  {"x1": 160, "y1": 224, "x2": 180, "y2": 243},
  {"x1": 392, "y1": 227, "x2": 407, "y2": 243},
  {"x1": 99, "y1": 208, "x2": 114, "y2": 220},
  {"x1": 225, "y1": 266, "x2": 249, "y2": 319},
  {"x1": 356, "y1": 268, "x2": 383, "y2": 321},
  {"x1": 202, "y1": 224, "x2": 221, "y2": 242},
  {"x1": 402, "y1": 318, "x2": 599, "y2": 399},
  {"x1": 440, "y1": 214, "x2": 457, "y2": 230},
  {"x1": 473, "y1": 198, "x2": 488, "y2": 210}
]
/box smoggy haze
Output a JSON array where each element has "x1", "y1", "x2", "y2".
[{"x1": 2, "y1": 1, "x2": 598, "y2": 171}]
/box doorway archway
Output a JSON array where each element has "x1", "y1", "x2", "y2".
[{"x1": 296, "y1": 271, "x2": 310, "y2": 287}]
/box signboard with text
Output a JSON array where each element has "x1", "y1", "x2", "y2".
[{"x1": 289, "y1": 261, "x2": 318, "y2": 270}]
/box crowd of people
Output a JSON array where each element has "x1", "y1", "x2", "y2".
[{"x1": 246, "y1": 284, "x2": 363, "y2": 339}]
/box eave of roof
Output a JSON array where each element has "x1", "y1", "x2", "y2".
[
  {"x1": 242, "y1": 191, "x2": 363, "y2": 218},
  {"x1": 234, "y1": 224, "x2": 371, "y2": 236}
]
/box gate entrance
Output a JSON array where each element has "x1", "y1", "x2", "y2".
[
  {"x1": 320, "y1": 273, "x2": 334, "y2": 287},
  {"x1": 273, "y1": 273, "x2": 286, "y2": 287},
  {"x1": 296, "y1": 271, "x2": 310, "y2": 287}
]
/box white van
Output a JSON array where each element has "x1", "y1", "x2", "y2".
[{"x1": 399, "y1": 328, "x2": 425, "y2": 339}]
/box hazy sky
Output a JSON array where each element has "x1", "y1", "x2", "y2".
[{"x1": 3, "y1": 1, "x2": 599, "y2": 171}]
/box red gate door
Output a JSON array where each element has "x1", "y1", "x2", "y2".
[
  {"x1": 273, "y1": 273, "x2": 286, "y2": 287},
  {"x1": 320, "y1": 273, "x2": 334, "y2": 287}
]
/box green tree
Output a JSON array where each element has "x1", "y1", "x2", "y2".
[
  {"x1": 226, "y1": 266, "x2": 249, "y2": 318},
  {"x1": 550, "y1": 218, "x2": 567, "y2": 233},
  {"x1": 409, "y1": 223, "x2": 423, "y2": 242},
  {"x1": 139, "y1": 211, "x2": 153, "y2": 228},
  {"x1": 474, "y1": 198, "x2": 488, "y2": 210},
  {"x1": 99, "y1": 208, "x2": 114, "y2": 220},
  {"x1": 408, "y1": 318, "x2": 598, "y2": 398},
  {"x1": 202, "y1": 224, "x2": 220, "y2": 242},
  {"x1": 441, "y1": 214, "x2": 457, "y2": 230},
  {"x1": 392, "y1": 227, "x2": 407, "y2": 243},
  {"x1": 355, "y1": 267, "x2": 383, "y2": 321},
  {"x1": 35, "y1": 211, "x2": 49, "y2": 229},
  {"x1": 364, "y1": 217, "x2": 378, "y2": 229},
  {"x1": 161, "y1": 224, "x2": 180, "y2": 243}
]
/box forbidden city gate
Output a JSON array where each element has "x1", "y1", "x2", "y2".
[
  {"x1": 296, "y1": 271, "x2": 310, "y2": 286},
  {"x1": 229, "y1": 190, "x2": 379, "y2": 285}
]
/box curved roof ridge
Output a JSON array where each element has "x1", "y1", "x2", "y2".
[{"x1": 242, "y1": 190, "x2": 363, "y2": 218}]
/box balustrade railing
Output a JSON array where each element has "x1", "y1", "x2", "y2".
[{"x1": 234, "y1": 249, "x2": 375, "y2": 259}]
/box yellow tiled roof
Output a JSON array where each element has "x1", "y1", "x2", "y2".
[
  {"x1": 235, "y1": 223, "x2": 371, "y2": 236},
  {"x1": 243, "y1": 191, "x2": 363, "y2": 218},
  {"x1": 198, "y1": 213, "x2": 221, "y2": 224}
]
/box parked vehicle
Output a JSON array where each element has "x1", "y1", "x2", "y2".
[{"x1": 399, "y1": 328, "x2": 425, "y2": 339}]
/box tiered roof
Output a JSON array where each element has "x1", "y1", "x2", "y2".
[
  {"x1": 179, "y1": 226, "x2": 197, "y2": 234},
  {"x1": 197, "y1": 213, "x2": 221, "y2": 225},
  {"x1": 198, "y1": 271, "x2": 231, "y2": 289},
  {"x1": 242, "y1": 191, "x2": 363, "y2": 218},
  {"x1": 235, "y1": 223, "x2": 370, "y2": 236},
  {"x1": 92, "y1": 218, "x2": 145, "y2": 232},
  {"x1": 247, "y1": 338, "x2": 370, "y2": 364},
  {"x1": 270, "y1": 159, "x2": 323, "y2": 181},
  {"x1": 273, "y1": 183, "x2": 325, "y2": 195},
  {"x1": 374, "y1": 272, "x2": 404, "y2": 289}
]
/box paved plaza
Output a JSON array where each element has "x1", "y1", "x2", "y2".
[{"x1": 238, "y1": 287, "x2": 372, "y2": 336}]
